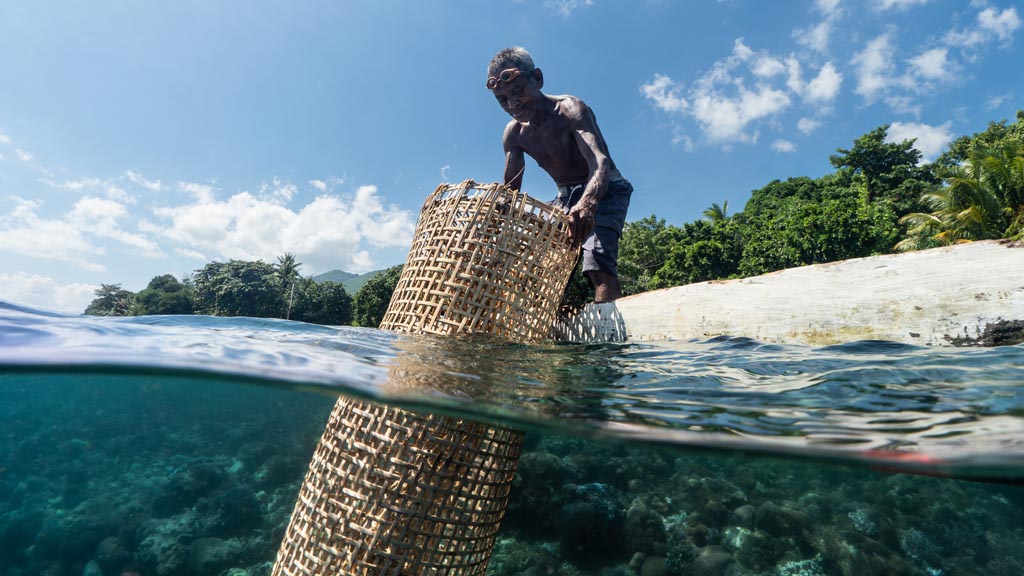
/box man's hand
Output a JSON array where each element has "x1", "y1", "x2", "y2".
[{"x1": 567, "y1": 201, "x2": 597, "y2": 245}]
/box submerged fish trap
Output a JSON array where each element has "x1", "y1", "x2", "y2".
[{"x1": 272, "y1": 181, "x2": 577, "y2": 576}]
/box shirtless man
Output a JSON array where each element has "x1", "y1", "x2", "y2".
[{"x1": 487, "y1": 47, "x2": 633, "y2": 303}]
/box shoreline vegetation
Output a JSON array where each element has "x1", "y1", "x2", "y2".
[{"x1": 84, "y1": 112, "x2": 1024, "y2": 327}]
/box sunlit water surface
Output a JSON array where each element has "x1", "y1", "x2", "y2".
[{"x1": 2, "y1": 302, "x2": 1023, "y2": 576}]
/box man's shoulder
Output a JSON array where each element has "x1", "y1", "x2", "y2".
[
  {"x1": 552, "y1": 94, "x2": 590, "y2": 121},
  {"x1": 502, "y1": 119, "x2": 524, "y2": 142}
]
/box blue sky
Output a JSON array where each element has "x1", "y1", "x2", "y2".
[{"x1": 1, "y1": 0, "x2": 1021, "y2": 313}]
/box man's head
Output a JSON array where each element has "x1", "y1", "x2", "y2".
[{"x1": 487, "y1": 47, "x2": 544, "y2": 123}]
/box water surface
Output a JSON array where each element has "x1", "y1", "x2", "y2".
[{"x1": 2, "y1": 302, "x2": 1023, "y2": 576}]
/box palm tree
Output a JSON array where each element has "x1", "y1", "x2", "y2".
[
  {"x1": 703, "y1": 201, "x2": 729, "y2": 223},
  {"x1": 896, "y1": 142, "x2": 1024, "y2": 251},
  {"x1": 276, "y1": 253, "x2": 302, "y2": 319}
]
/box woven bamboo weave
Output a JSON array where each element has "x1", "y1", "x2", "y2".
[
  {"x1": 380, "y1": 180, "x2": 578, "y2": 343},
  {"x1": 272, "y1": 181, "x2": 576, "y2": 576},
  {"x1": 271, "y1": 400, "x2": 524, "y2": 576}
]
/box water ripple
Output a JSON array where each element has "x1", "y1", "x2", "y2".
[{"x1": 1, "y1": 301, "x2": 1023, "y2": 479}]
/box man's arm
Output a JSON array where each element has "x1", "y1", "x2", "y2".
[
  {"x1": 502, "y1": 122, "x2": 526, "y2": 191},
  {"x1": 566, "y1": 99, "x2": 613, "y2": 243}
]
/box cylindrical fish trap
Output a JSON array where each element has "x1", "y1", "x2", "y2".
[{"x1": 272, "y1": 181, "x2": 578, "y2": 576}]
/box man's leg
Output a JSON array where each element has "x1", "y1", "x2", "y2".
[{"x1": 587, "y1": 270, "x2": 621, "y2": 303}]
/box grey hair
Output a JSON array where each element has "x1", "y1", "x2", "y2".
[{"x1": 487, "y1": 47, "x2": 536, "y2": 78}]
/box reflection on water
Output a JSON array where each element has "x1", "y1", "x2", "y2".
[{"x1": 2, "y1": 302, "x2": 1024, "y2": 575}]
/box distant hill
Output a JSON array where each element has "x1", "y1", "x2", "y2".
[
  {"x1": 312, "y1": 270, "x2": 357, "y2": 284},
  {"x1": 313, "y1": 269, "x2": 385, "y2": 294}
]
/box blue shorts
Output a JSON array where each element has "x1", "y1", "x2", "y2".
[{"x1": 552, "y1": 178, "x2": 633, "y2": 276}]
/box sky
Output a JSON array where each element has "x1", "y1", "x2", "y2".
[{"x1": 1, "y1": 0, "x2": 1021, "y2": 314}]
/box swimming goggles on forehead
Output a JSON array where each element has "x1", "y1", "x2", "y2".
[{"x1": 486, "y1": 67, "x2": 526, "y2": 89}]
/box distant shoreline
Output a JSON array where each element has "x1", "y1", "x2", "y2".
[{"x1": 557, "y1": 240, "x2": 1024, "y2": 347}]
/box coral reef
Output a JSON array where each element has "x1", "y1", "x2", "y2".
[{"x1": 2, "y1": 373, "x2": 1023, "y2": 576}]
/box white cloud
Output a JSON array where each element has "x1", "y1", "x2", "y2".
[
  {"x1": 0, "y1": 133, "x2": 11, "y2": 145},
  {"x1": 853, "y1": 34, "x2": 896, "y2": 102},
  {"x1": 886, "y1": 121, "x2": 954, "y2": 162},
  {"x1": 979, "y1": 6, "x2": 1021, "y2": 42},
  {"x1": 179, "y1": 181, "x2": 216, "y2": 203},
  {"x1": 67, "y1": 196, "x2": 162, "y2": 256},
  {"x1": 947, "y1": 6, "x2": 1022, "y2": 47},
  {"x1": 692, "y1": 84, "x2": 790, "y2": 143},
  {"x1": 772, "y1": 139, "x2": 796, "y2": 153},
  {"x1": 258, "y1": 177, "x2": 298, "y2": 205},
  {"x1": 794, "y1": 21, "x2": 833, "y2": 53},
  {"x1": 874, "y1": 0, "x2": 929, "y2": 11},
  {"x1": 804, "y1": 62, "x2": 842, "y2": 104},
  {"x1": 815, "y1": 0, "x2": 842, "y2": 17},
  {"x1": 752, "y1": 56, "x2": 786, "y2": 78},
  {"x1": 640, "y1": 74, "x2": 688, "y2": 114},
  {"x1": 124, "y1": 170, "x2": 162, "y2": 191},
  {"x1": 797, "y1": 117, "x2": 822, "y2": 134},
  {"x1": 440, "y1": 164, "x2": 451, "y2": 180},
  {"x1": 987, "y1": 92, "x2": 1013, "y2": 110},
  {"x1": 152, "y1": 184, "x2": 415, "y2": 273},
  {"x1": 545, "y1": 0, "x2": 593, "y2": 17},
  {"x1": 309, "y1": 179, "x2": 327, "y2": 192},
  {"x1": 908, "y1": 48, "x2": 951, "y2": 80},
  {"x1": 15, "y1": 149, "x2": 33, "y2": 163},
  {"x1": 0, "y1": 272, "x2": 98, "y2": 315},
  {"x1": 0, "y1": 197, "x2": 105, "y2": 271}
]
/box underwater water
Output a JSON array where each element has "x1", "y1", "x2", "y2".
[{"x1": 1, "y1": 301, "x2": 1023, "y2": 576}]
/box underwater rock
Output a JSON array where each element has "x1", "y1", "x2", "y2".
[
  {"x1": 487, "y1": 537, "x2": 562, "y2": 576},
  {"x1": 252, "y1": 454, "x2": 303, "y2": 486},
  {"x1": 680, "y1": 545, "x2": 735, "y2": 576},
  {"x1": 776, "y1": 555, "x2": 827, "y2": 576},
  {"x1": 135, "y1": 510, "x2": 203, "y2": 575},
  {"x1": 639, "y1": 555, "x2": 669, "y2": 576},
  {"x1": 731, "y1": 504, "x2": 756, "y2": 529},
  {"x1": 558, "y1": 483, "x2": 626, "y2": 565},
  {"x1": 728, "y1": 527, "x2": 795, "y2": 573},
  {"x1": 154, "y1": 461, "x2": 229, "y2": 515},
  {"x1": 623, "y1": 497, "x2": 668, "y2": 555},
  {"x1": 199, "y1": 486, "x2": 263, "y2": 537},
  {"x1": 664, "y1": 538, "x2": 698, "y2": 574},
  {"x1": 185, "y1": 537, "x2": 245, "y2": 575},
  {"x1": 94, "y1": 536, "x2": 130, "y2": 574},
  {"x1": 755, "y1": 502, "x2": 814, "y2": 550},
  {"x1": 506, "y1": 451, "x2": 583, "y2": 535},
  {"x1": 82, "y1": 559, "x2": 104, "y2": 576}
]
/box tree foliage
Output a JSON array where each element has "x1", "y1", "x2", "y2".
[
  {"x1": 192, "y1": 260, "x2": 284, "y2": 318},
  {"x1": 291, "y1": 278, "x2": 353, "y2": 326},
  {"x1": 352, "y1": 265, "x2": 403, "y2": 328},
  {"x1": 898, "y1": 141, "x2": 1024, "y2": 250},
  {"x1": 84, "y1": 284, "x2": 135, "y2": 316},
  {"x1": 133, "y1": 274, "x2": 194, "y2": 315}
]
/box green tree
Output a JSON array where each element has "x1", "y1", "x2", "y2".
[
  {"x1": 352, "y1": 265, "x2": 403, "y2": 328},
  {"x1": 291, "y1": 278, "x2": 353, "y2": 326},
  {"x1": 133, "y1": 274, "x2": 194, "y2": 315},
  {"x1": 651, "y1": 219, "x2": 742, "y2": 287},
  {"x1": 617, "y1": 216, "x2": 681, "y2": 295},
  {"x1": 739, "y1": 188, "x2": 898, "y2": 277},
  {"x1": 702, "y1": 201, "x2": 729, "y2": 223},
  {"x1": 937, "y1": 110, "x2": 1024, "y2": 167},
  {"x1": 84, "y1": 284, "x2": 135, "y2": 316},
  {"x1": 829, "y1": 125, "x2": 939, "y2": 218},
  {"x1": 192, "y1": 260, "x2": 284, "y2": 317},
  {"x1": 898, "y1": 141, "x2": 1024, "y2": 250},
  {"x1": 276, "y1": 253, "x2": 302, "y2": 319}
]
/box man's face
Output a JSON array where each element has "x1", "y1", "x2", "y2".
[{"x1": 489, "y1": 68, "x2": 539, "y2": 123}]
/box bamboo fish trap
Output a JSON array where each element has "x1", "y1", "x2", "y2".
[{"x1": 272, "y1": 181, "x2": 578, "y2": 576}]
